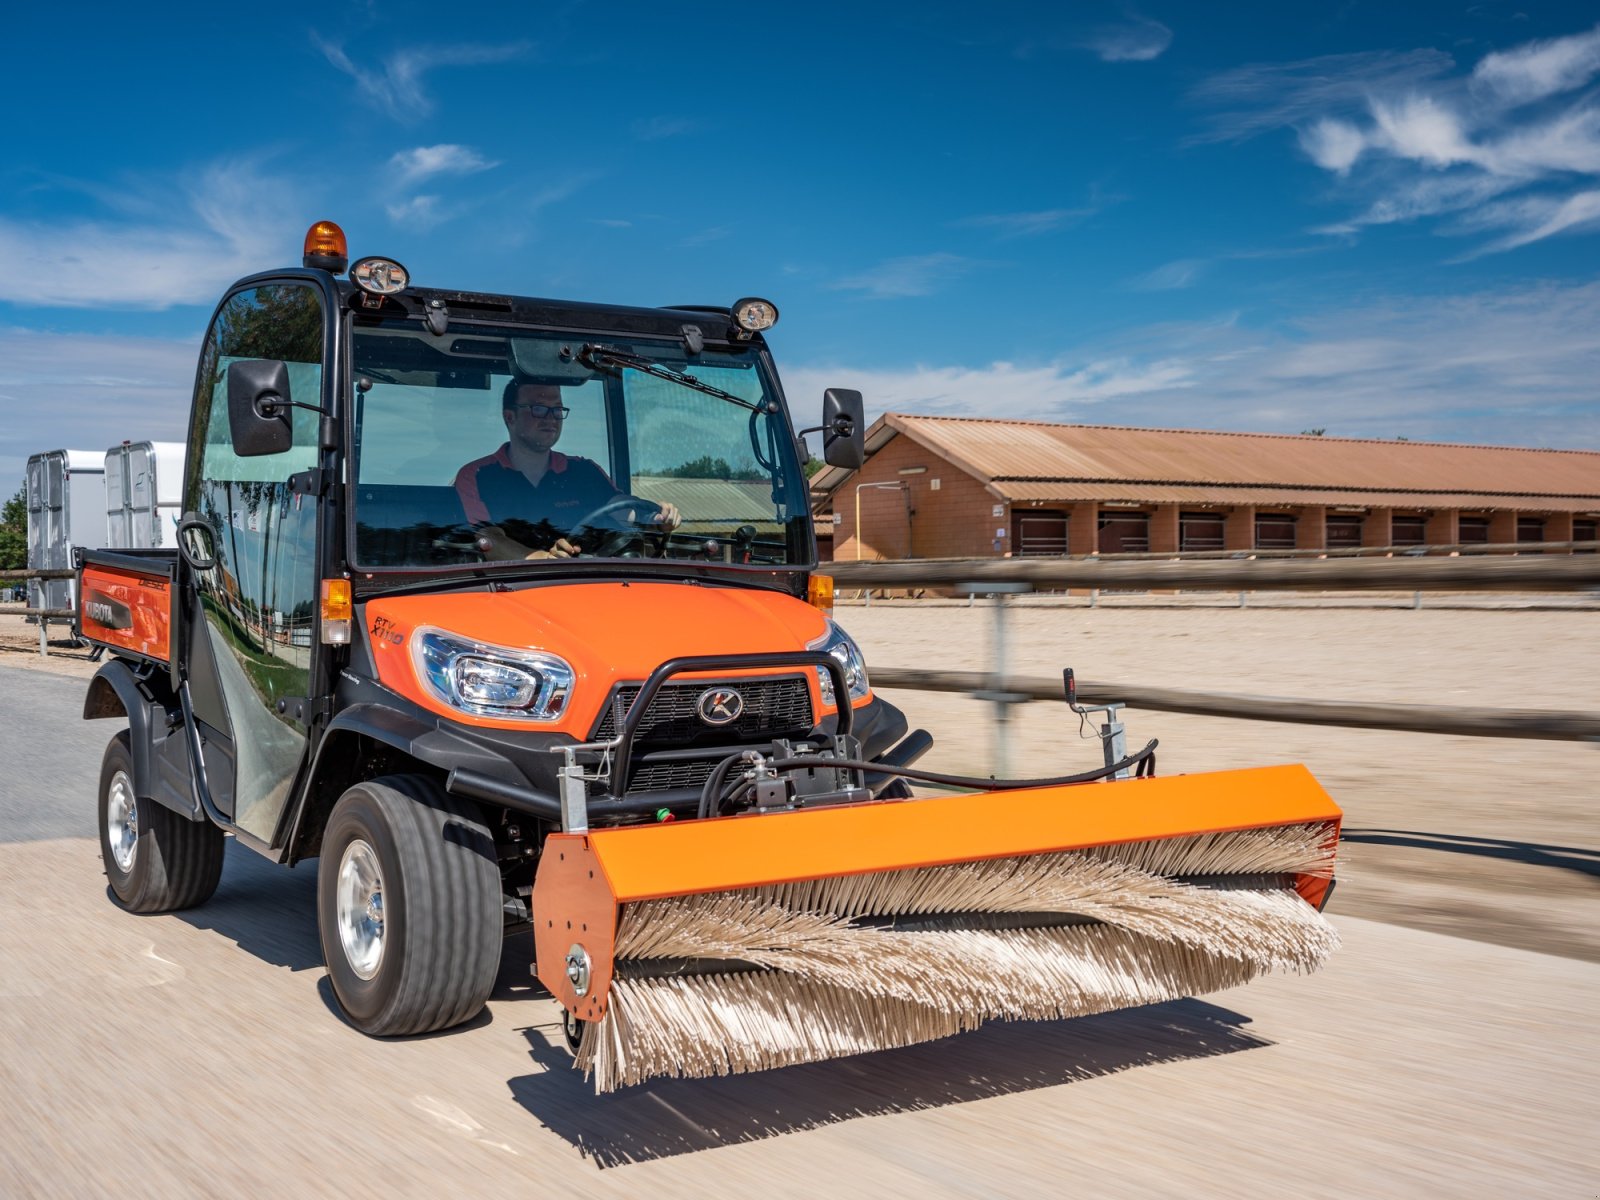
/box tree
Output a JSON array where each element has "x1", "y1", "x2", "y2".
[
  {"x1": 662, "y1": 454, "x2": 734, "y2": 479},
  {"x1": 0, "y1": 485, "x2": 25, "y2": 572},
  {"x1": 1300, "y1": 428, "x2": 1327, "y2": 437}
]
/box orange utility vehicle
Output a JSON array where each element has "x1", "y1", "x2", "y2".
[{"x1": 79, "y1": 222, "x2": 1342, "y2": 1092}]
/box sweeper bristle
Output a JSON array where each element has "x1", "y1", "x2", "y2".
[
  {"x1": 579, "y1": 920, "x2": 1312, "y2": 1092},
  {"x1": 573, "y1": 822, "x2": 1341, "y2": 1092}
]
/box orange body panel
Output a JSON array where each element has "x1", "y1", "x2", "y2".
[
  {"x1": 365, "y1": 581, "x2": 857, "y2": 734},
  {"x1": 79, "y1": 565, "x2": 172, "y2": 663},
  {"x1": 557, "y1": 763, "x2": 1341, "y2": 903}
]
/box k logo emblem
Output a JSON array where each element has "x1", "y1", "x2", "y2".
[{"x1": 696, "y1": 687, "x2": 745, "y2": 726}]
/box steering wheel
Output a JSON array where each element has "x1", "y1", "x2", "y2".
[{"x1": 567, "y1": 494, "x2": 670, "y2": 558}]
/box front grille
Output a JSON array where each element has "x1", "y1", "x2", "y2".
[
  {"x1": 590, "y1": 675, "x2": 814, "y2": 743},
  {"x1": 625, "y1": 758, "x2": 718, "y2": 794}
]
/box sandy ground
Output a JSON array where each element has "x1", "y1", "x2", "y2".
[{"x1": 6, "y1": 600, "x2": 1595, "y2": 959}]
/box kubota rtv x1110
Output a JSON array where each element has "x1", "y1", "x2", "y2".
[{"x1": 79, "y1": 221, "x2": 1342, "y2": 1092}]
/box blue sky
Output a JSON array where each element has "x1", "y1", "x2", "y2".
[{"x1": 3, "y1": 1, "x2": 1599, "y2": 490}]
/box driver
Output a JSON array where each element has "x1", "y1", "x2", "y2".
[{"x1": 454, "y1": 380, "x2": 679, "y2": 560}]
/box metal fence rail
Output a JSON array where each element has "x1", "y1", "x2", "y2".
[
  {"x1": 826, "y1": 555, "x2": 1598, "y2": 749},
  {"x1": 869, "y1": 668, "x2": 1600, "y2": 743},
  {"x1": 829, "y1": 553, "x2": 1600, "y2": 592}
]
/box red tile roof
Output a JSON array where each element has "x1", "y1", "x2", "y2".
[{"x1": 813, "y1": 414, "x2": 1600, "y2": 513}]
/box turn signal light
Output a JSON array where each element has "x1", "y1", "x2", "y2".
[
  {"x1": 303, "y1": 220, "x2": 349, "y2": 275},
  {"x1": 807, "y1": 573, "x2": 834, "y2": 615},
  {"x1": 321, "y1": 577, "x2": 352, "y2": 645}
]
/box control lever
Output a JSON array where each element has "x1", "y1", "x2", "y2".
[{"x1": 1062, "y1": 668, "x2": 1133, "y2": 781}]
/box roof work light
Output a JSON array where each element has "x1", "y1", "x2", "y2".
[
  {"x1": 351, "y1": 256, "x2": 410, "y2": 296},
  {"x1": 731, "y1": 297, "x2": 779, "y2": 334},
  {"x1": 303, "y1": 221, "x2": 349, "y2": 274}
]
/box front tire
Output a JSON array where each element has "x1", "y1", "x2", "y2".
[
  {"x1": 317, "y1": 775, "x2": 501, "y2": 1036},
  {"x1": 99, "y1": 730, "x2": 225, "y2": 913}
]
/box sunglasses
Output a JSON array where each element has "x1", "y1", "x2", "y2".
[{"x1": 512, "y1": 403, "x2": 570, "y2": 418}]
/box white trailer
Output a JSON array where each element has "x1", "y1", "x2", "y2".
[
  {"x1": 105, "y1": 440, "x2": 186, "y2": 550},
  {"x1": 25, "y1": 449, "x2": 108, "y2": 618}
]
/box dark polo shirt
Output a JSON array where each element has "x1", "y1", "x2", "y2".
[{"x1": 454, "y1": 443, "x2": 619, "y2": 546}]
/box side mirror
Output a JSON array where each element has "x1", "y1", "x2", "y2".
[
  {"x1": 227, "y1": 360, "x2": 294, "y2": 457},
  {"x1": 820, "y1": 388, "x2": 865, "y2": 470}
]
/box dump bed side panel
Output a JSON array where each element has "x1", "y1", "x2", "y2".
[{"x1": 77, "y1": 550, "x2": 177, "y2": 665}]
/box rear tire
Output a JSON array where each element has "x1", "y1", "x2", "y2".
[
  {"x1": 98, "y1": 730, "x2": 224, "y2": 913},
  {"x1": 317, "y1": 775, "x2": 501, "y2": 1036}
]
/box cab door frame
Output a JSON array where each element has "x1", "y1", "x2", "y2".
[{"x1": 176, "y1": 269, "x2": 345, "y2": 857}]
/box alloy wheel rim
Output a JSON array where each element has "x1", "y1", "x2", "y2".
[
  {"x1": 106, "y1": 769, "x2": 138, "y2": 873},
  {"x1": 336, "y1": 839, "x2": 386, "y2": 980}
]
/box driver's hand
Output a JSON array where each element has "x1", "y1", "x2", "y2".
[
  {"x1": 526, "y1": 537, "x2": 579, "y2": 560},
  {"x1": 651, "y1": 503, "x2": 681, "y2": 531}
]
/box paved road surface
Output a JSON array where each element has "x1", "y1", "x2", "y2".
[{"x1": 1, "y1": 665, "x2": 1595, "y2": 1197}]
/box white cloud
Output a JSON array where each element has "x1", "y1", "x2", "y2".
[
  {"x1": 1132, "y1": 258, "x2": 1206, "y2": 290},
  {"x1": 1195, "y1": 27, "x2": 1600, "y2": 256},
  {"x1": 786, "y1": 282, "x2": 1600, "y2": 449},
  {"x1": 829, "y1": 253, "x2": 976, "y2": 299},
  {"x1": 954, "y1": 208, "x2": 1094, "y2": 237},
  {"x1": 388, "y1": 144, "x2": 498, "y2": 186},
  {"x1": 1459, "y1": 188, "x2": 1600, "y2": 255},
  {"x1": 385, "y1": 194, "x2": 444, "y2": 230},
  {"x1": 1298, "y1": 118, "x2": 1366, "y2": 174},
  {"x1": 1081, "y1": 14, "x2": 1172, "y2": 63},
  {"x1": 0, "y1": 327, "x2": 197, "y2": 488},
  {"x1": 1474, "y1": 24, "x2": 1600, "y2": 105},
  {"x1": 1192, "y1": 50, "x2": 1454, "y2": 142},
  {"x1": 1367, "y1": 95, "x2": 1480, "y2": 167},
  {"x1": 0, "y1": 159, "x2": 302, "y2": 309},
  {"x1": 314, "y1": 35, "x2": 529, "y2": 121}
]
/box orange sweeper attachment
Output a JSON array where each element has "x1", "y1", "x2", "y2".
[{"x1": 532, "y1": 666, "x2": 1341, "y2": 1093}]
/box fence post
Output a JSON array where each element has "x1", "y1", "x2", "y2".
[{"x1": 964, "y1": 582, "x2": 1031, "y2": 779}]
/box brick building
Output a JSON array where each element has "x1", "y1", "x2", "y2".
[{"x1": 810, "y1": 414, "x2": 1600, "y2": 561}]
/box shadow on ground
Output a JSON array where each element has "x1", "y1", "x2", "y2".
[
  {"x1": 172, "y1": 840, "x2": 323, "y2": 970},
  {"x1": 507, "y1": 997, "x2": 1270, "y2": 1168},
  {"x1": 1342, "y1": 828, "x2": 1600, "y2": 880}
]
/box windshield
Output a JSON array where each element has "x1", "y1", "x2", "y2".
[{"x1": 349, "y1": 319, "x2": 812, "y2": 571}]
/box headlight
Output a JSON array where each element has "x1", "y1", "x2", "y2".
[
  {"x1": 807, "y1": 619, "x2": 870, "y2": 707},
  {"x1": 411, "y1": 627, "x2": 573, "y2": 720}
]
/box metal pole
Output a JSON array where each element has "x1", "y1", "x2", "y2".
[
  {"x1": 992, "y1": 595, "x2": 1004, "y2": 780},
  {"x1": 964, "y1": 581, "x2": 1030, "y2": 779}
]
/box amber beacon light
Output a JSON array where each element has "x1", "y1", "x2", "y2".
[{"x1": 303, "y1": 220, "x2": 349, "y2": 274}]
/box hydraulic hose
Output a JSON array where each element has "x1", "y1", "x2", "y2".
[{"x1": 704, "y1": 739, "x2": 1159, "y2": 818}]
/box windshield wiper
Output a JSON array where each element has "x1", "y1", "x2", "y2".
[{"x1": 579, "y1": 343, "x2": 770, "y2": 413}]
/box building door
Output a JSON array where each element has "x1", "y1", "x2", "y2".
[
  {"x1": 1392, "y1": 515, "x2": 1427, "y2": 547},
  {"x1": 1254, "y1": 513, "x2": 1297, "y2": 550},
  {"x1": 1458, "y1": 516, "x2": 1490, "y2": 546},
  {"x1": 1179, "y1": 512, "x2": 1224, "y2": 552},
  {"x1": 181, "y1": 282, "x2": 327, "y2": 842},
  {"x1": 1325, "y1": 514, "x2": 1363, "y2": 550},
  {"x1": 1097, "y1": 511, "x2": 1149, "y2": 554},
  {"x1": 1013, "y1": 510, "x2": 1067, "y2": 556}
]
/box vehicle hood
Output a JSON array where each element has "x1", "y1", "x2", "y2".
[{"x1": 363, "y1": 580, "x2": 834, "y2": 734}]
